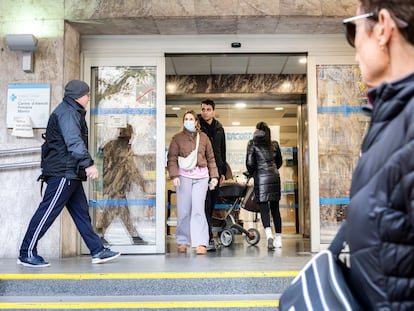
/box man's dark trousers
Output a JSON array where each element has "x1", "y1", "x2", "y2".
[{"x1": 19, "y1": 177, "x2": 103, "y2": 257}]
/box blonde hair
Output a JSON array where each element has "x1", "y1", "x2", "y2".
[{"x1": 182, "y1": 110, "x2": 200, "y2": 131}]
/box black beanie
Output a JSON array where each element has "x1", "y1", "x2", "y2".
[{"x1": 64, "y1": 80, "x2": 90, "y2": 99}]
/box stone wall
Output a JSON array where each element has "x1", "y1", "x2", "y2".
[
  {"x1": 64, "y1": 0, "x2": 358, "y2": 35},
  {"x1": 0, "y1": 1, "x2": 80, "y2": 258},
  {"x1": 0, "y1": 0, "x2": 64, "y2": 258}
]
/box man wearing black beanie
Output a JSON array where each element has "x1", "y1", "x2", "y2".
[{"x1": 17, "y1": 80, "x2": 120, "y2": 267}]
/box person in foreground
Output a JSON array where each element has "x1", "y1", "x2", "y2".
[
  {"x1": 198, "y1": 99, "x2": 227, "y2": 251},
  {"x1": 343, "y1": 1, "x2": 414, "y2": 309},
  {"x1": 17, "y1": 80, "x2": 120, "y2": 267},
  {"x1": 246, "y1": 122, "x2": 283, "y2": 250},
  {"x1": 167, "y1": 110, "x2": 219, "y2": 255}
]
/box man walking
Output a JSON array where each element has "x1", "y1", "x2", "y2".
[
  {"x1": 199, "y1": 99, "x2": 227, "y2": 251},
  {"x1": 17, "y1": 80, "x2": 120, "y2": 267}
]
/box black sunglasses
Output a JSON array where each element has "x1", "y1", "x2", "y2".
[
  {"x1": 342, "y1": 12, "x2": 377, "y2": 48},
  {"x1": 343, "y1": 11, "x2": 409, "y2": 48}
]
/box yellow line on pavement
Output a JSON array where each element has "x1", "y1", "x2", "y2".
[
  {"x1": 0, "y1": 270, "x2": 298, "y2": 280},
  {"x1": 0, "y1": 300, "x2": 279, "y2": 309}
]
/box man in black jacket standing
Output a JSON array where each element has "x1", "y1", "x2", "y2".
[
  {"x1": 199, "y1": 99, "x2": 227, "y2": 251},
  {"x1": 17, "y1": 80, "x2": 120, "y2": 267}
]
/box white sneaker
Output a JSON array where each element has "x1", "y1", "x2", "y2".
[{"x1": 274, "y1": 235, "x2": 282, "y2": 248}]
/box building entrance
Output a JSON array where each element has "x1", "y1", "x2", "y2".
[{"x1": 164, "y1": 53, "x2": 309, "y2": 247}]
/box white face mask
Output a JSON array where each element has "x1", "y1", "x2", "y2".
[{"x1": 184, "y1": 120, "x2": 196, "y2": 132}]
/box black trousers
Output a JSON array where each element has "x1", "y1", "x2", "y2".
[
  {"x1": 259, "y1": 200, "x2": 282, "y2": 233},
  {"x1": 19, "y1": 177, "x2": 103, "y2": 258},
  {"x1": 204, "y1": 185, "x2": 219, "y2": 242}
]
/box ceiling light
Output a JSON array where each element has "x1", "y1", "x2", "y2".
[
  {"x1": 274, "y1": 107, "x2": 284, "y2": 111},
  {"x1": 232, "y1": 121, "x2": 240, "y2": 126},
  {"x1": 235, "y1": 102, "x2": 246, "y2": 108},
  {"x1": 172, "y1": 107, "x2": 181, "y2": 111},
  {"x1": 299, "y1": 57, "x2": 307, "y2": 64},
  {"x1": 166, "y1": 83, "x2": 177, "y2": 93}
]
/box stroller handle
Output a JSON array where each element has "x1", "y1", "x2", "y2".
[{"x1": 243, "y1": 171, "x2": 251, "y2": 179}]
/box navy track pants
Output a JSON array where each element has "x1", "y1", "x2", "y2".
[{"x1": 19, "y1": 177, "x2": 103, "y2": 258}]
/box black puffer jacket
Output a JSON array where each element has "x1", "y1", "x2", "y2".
[
  {"x1": 41, "y1": 96, "x2": 94, "y2": 180},
  {"x1": 347, "y1": 72, "x2": 414, "y2": 310},
  {"x1": 246, "y1": 130, "x2": 282, "y2": 202}
]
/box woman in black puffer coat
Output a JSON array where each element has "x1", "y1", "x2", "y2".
[
  {"x1": 246, "y1": 122, "x2": 283, "y2": 250},
  {"x1": 343, "y1": 1, "x2": 414, "y2": 309}
]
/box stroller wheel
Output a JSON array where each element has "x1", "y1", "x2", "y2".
[
  {"x1": 220, "y1": 229, "x2": 234, "y2": 247},
  {"x1": 245, "y1": 228, "x2": 260, "y2": 246}
]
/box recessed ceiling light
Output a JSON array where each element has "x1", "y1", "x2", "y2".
[
  {"x1": 172, "y1": 107, "x2": 181, "y2": 111},
  {"x1": 235, "y1": 102, "x2": 246, "y2": 108},
  {"x1": 274, "y1": 107, "x2": 284, "y2": 111},
  {"x1": 166, "y1": 83, "x2": 177, "y2": 92},
  {"x1": 232, "y1": 121, "x2": 240, "y2": 126}
]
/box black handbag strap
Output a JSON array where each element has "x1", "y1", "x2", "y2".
[{"x1": 328, "y1": 221, "x2": 347, "y2": 257}]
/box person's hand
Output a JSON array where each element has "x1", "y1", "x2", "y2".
[
  {"x1": 209, "y1": 178, "x2": 218, "y2": 190},
  {"x1": 173, "y1": 177, "x2": 180, "y2": 188},
  {"x1": 220, "y1": 174, "x2": 225, "y2": 183},
  {"x1": 85, "y1": 165, "x2": 99, "y2": 179}
]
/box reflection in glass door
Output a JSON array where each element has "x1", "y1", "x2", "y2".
[
  {"x1": 89, "y1": 66, "x2": 157, "y2": 253},
  {"x1": 316, "y1": 64, "x2": 368, "y2": 243}
]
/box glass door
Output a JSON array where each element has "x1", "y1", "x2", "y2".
[
  {"x1": 307, "y1": 56, "x2": 366, "y2": 251},
  {"x1": 83, "y1": 57, "x2": 165, "y2": 254}
]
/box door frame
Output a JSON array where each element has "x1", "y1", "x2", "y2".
[{"x1": 82, "y1": 55, "x2": 166, "y2": 254}]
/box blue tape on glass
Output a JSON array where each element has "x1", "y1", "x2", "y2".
[
  {"x1": 319, "y1": 198, "x2": 350, "y2": 205},
  {"x1": 90, "y1": 107, "x2": 156, "y2": 115},
  {"x1": 90, "y1": 199, "x2": 156, "y2": 207}
]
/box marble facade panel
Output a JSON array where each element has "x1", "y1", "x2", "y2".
[
  {"x1": 61, "y1": 23, "x2": 82, "y2": 257},
  {"x1": 151, "y1": 0, "x2": 196, "y2": 16},
  {"x1": 280, "y1": 0, "x2": 322, "y2": 16},
  {"x1": 0, "y1": 0, "x2": 64, "y2": 21},
  {"x1": 194, "y1": 0, "x2": 239, "y2": 16},
  {"x1": 65, "y1": 0, "x2": 152, "y2": 19},
  {"x1": 196, "y1": 16, "x2": 238, "y2": 34},
  {"x1": 0, "y1": 165, "x2": 61, "y2": 259},
  {"x1": 166, "y1": 74, "x2": 306, "y2": 94},
  {"x1": 156, "y1": 17, "x2": 198, "y2": 35},
  {"x1": 321, "y1": 0, "x2": 359, "y2": 16},
  {"x1": 62, "y1": 0, "x2": 357, "y2": 35},
  {"x1": 238, "y1": 0, "x2": 279, "y2": 16},
  {"x1": 237, "y1": 16, "x2": 279, "y2": 34}
]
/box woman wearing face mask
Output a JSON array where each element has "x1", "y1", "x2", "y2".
[{"x1": 167, "y1": 110, "x2": 219, "y2": 255}]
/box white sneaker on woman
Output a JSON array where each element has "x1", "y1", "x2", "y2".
[{"x1": 274, "y1": 235, "x2": 282, "y2": 248}]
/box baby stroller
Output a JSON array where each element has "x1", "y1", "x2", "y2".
[{"x1": 211, "y1": 172, "x2": 260, "y2": 247}]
